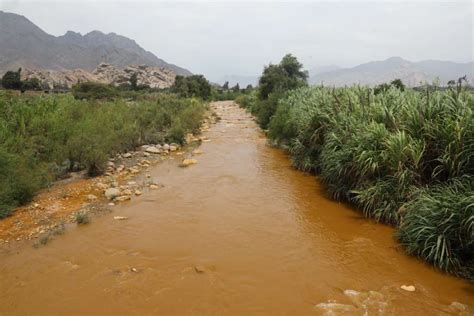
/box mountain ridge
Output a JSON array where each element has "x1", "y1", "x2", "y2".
[
  {"x1": 0, "y1": 10, "x2": 191, "y2": 76},
  {"x1": 310, "y1": 57, "x2": 473, "y2": 87}
]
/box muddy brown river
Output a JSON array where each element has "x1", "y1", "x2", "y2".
[{"x1": 0, "y1": 101, "x2": 472, "y2": 315}]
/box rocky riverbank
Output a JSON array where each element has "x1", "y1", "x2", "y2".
[{"x1": 0, "y1": 120, "x2": 214, "y2": 248}]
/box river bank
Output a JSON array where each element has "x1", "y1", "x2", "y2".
[{"x1": 0, "y1": 122, "x2": 214, "y2": 248}]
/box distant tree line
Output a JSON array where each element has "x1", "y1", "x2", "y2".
[{"x1": 220, "y1": 81, "x2": 253, "y2": 93}]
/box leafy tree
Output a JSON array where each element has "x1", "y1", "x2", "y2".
[
  {"x1": 374, "y1": 83, "x2": 391, "y2": 95},
  {"x1": 390, "y1": 79, "x2": 405, "y2": 91},
  {"x1": 374, "y1": 79, "x2": 406, "y2": 95},
  {"x1": 255, "y1": 54, "x2": 308, "y2": 127},
  {"x1": 280, "y1": 54, "x2": 308, "y2": 80},
  {"x1": 245, "y1": 84, "x2": 253, "y2": 91},
  {"x1": 222, "y1": 81, "x2": 229, "y2": 90},
  {"x1": 258, "y1": 54, "x2": 308, "y2": 100},
  {"x1": 232, "y1": 83, "x2": 240, "y2": 92},
  {"x1": 130, "y1": 73, "x2": 138, "y2": 91},
  {"x1": 1, "y1": 68, "x2": 22, "y2": 90},
  {"x1": 172, "y1": 75, "x2": 212, "y2": 100}
]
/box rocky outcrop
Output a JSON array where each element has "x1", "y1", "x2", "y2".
[
  {"x1": 21, "y1": 68, "x2": 107, "y2": 90},
  {"x1": 93, "y1": 63, "x2": 175, "y2": 89},
  {"x1": 20, "y1": 63, "x2": 176, "y2": 89}
]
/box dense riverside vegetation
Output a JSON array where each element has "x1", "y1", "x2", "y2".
[
  {"x1": 237, "y1": 56, "x2": 474, "y2": 277},
  {"x1": 0, "y1": 91, "x2": 207, "y2": 218}
]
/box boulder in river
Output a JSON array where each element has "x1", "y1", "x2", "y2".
[
  {"x1": 122, "y1": 153, "x2": 132, "y2": 158},
  {"x1": 180, "y1": 158, "x2": 197, "y2": 167},
  {"x1": 448, "y1": 302, "x2": 468, "y2": 313}
]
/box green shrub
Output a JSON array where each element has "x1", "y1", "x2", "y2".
[
  {"x1": 72, "y1": 82, "x2": 118, "y2": 100},
  {"x1": 0, "y1": 91, "x2": 207, "y2": 217},
  {"x1": 74, "y1": 211, "x2": 90, "y2": 225},
  {"x1": 397, "y1": 177, "x2": 474, "y2": 274},
  {"x1": 0, "y1": 148, "x2": 43, "y2": 218},
  {"x1": 235, "y1": 93, "x2": 254, "y2": 108},
  {"x1": 172, "y1": 75, "x2": 212, "y2": 100}
]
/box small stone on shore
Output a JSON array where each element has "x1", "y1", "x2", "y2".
[
  {"x1": 86, "y1": 194, "x2": 98, "y2": 201},
  {"x1": 105, "y1": 188, "x2": 121, "y2": 200},
  {"x1": 145, "y1": 146, "x2": 161, "y2": 154},
  {"x1": 115, "y1": 195, "x2": 131, "y2": 202}
]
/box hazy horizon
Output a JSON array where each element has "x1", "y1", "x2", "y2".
[{"x1": 1, "y1": 0, "x2": 472, "y2": 81}]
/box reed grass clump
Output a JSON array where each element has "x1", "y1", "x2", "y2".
[
  {"x1": 249, "y1": 84, "x2": 474, "y2": 275},
  {"x1": 397, "y1": 177, "x2": 474, "y2": 274}
]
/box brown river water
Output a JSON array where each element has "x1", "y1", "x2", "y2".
[{"x1": 0, "y1": 101, "x2": 472, "y2": 315}]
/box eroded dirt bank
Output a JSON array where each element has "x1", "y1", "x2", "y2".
[{"x1": 0, "y1": 101, "x2": 472, "y2": 315}]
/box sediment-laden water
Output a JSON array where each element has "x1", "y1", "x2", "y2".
[{"x1": 0, "y1": 101, "x2": 472, "y2": 315}]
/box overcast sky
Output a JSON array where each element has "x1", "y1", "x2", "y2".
[{"x1": 1, "y1": 0, "x2": 472, "y2": 81}]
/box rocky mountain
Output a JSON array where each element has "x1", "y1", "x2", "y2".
[
  {"x1": 21, "y1": 63, "x2": 176, "y2": 90},
  {"x1": 308, "y1": 65, "x2": 341, "y2": 78},
  {"x1": 310, "y1": 57, "x2": 473, "y2": 87},
  {"x1": 0, "y1": 10, "x2": 191, "y2": 76}
]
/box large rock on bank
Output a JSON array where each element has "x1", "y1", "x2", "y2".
[{"x1": 104, "y1": 188, "x2": 121, "y2": 200}]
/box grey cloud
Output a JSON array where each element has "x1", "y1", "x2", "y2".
[{"x1": 1, "y1": 1, "x2": 472, "y2": 81}]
